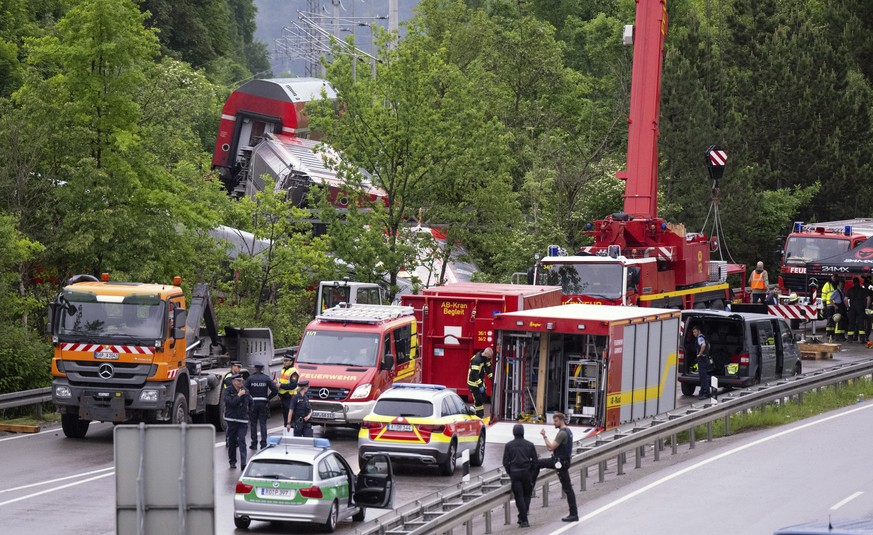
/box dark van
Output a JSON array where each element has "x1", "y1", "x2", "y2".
[{"x1": 679, "y1": 311, "x2": 803, "y2": 397}]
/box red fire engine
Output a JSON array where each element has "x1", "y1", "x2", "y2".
[{"x1": 529, "y1": 0, "x2": 745, "y2": 309}]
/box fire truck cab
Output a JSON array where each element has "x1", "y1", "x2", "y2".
[
  {"x1": 294, "y1": 304, "x2": 421, "y2": 426},
  {"x1": 778, "y1": 219, "x2": 873, "y2": 296}
]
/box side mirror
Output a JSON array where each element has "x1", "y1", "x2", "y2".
[
  {"x1": 173, "y1": 309, "x2": 187, "y2": 339},
  {"x1": 774, "y1": 249, "x2": 784, "y2": 263},
  {"x1": 381, "y1": 354, "x2": 394, "y2": 371},
  {"x1": 467, "y1": 405, "x2": 477, "y2": 416},
  {"x1": 47, "y1": 304, "x2": 56, "y2": 336}
]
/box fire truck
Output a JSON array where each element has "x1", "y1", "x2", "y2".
[
  {"x1": 528, "y1": 1, "x2": 744, "y2": 309},
  {"x1": 50, "y1": 274, "x2": 283, "y2": 438},
  {"x1": 777, "y1": 218, "x2": 873, "y2": 296}
]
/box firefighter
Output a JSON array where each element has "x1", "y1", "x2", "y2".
[
  {"x1": 277, "y1": 355, "x2": 299, "y2": 428},
  {"x1": 245, "y1": 363, "x2": 278, "y2": 450},
  {"x1": 822, "y1": 274, "x2": 837, "y2": 336},
  {"x1": 286, "y1": 380, "x2": 313, "y2": 437},
  {"x1": 225, "y1": 374, "x2": 251, "y2": 469},
  {"x1": 467, "y1": 347, "x2": 494, "y2": 418},
  {"x1": 831, "y1": 279, "x2": 848, "y2": 342},
  {"x1": 847, "y1": 277, "x2": 868, "y2": 343}
]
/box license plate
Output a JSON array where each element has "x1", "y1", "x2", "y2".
[
  {"x1": 94, "y1": 351, "x2": 119, "y2": 360},
  {"x1": 312, "y1": 411, "x2": 334, "y2": 420},
  {"x1": 257, "y1": 487, "x2": 296, "y2": 499},
  {"x1": 388, "y1": 424, "x2": 413, "y2": 432}
]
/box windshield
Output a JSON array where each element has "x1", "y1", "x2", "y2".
[
  {"x1": 56, "y1": 292, "x2": 165, "y2": 339},
  {"x1": 321, "y1": 285, "x2": 351, "y2": 311},
  {"x1": 296, "y1": 331, "x2": 380, "y2": 366},
  {"x1": 537, "y1": 262, "x2": 624, "y2": 299},
  {"x1": 373, "y1": 399, "x2": 434, "y2": 418},
  {"x1": 245, "y1": 459, "x2": 312, "y2": 481},
  {"x1": 784, "y1": 237, "x2": 851, "y2": 265}
]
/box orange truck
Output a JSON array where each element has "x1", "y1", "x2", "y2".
[
  {"x1": 294, "y1": 304, "x2": 421, "y2": 427},
  {"x1": 50, "y1": 275, "x2": 281, "y2": 438}
]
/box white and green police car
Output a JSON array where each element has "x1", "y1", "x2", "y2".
[{"x1": 233, "y1": 435, "x2": 394, "y2": 532}]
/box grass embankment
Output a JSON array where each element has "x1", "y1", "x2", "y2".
[{"x1": 681, "y1": 377, "x2": 873, "y2": 442}]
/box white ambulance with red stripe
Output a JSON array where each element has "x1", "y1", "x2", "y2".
[{"x1": 50, "y1": 274, "x2": 279, "y2": 438}]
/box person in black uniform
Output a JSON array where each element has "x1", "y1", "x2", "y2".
[
  {"x1": 245, "y1": 363, "x2": 278, "y2": 450},
  {"x1": 533, "y1": 413, "x2": 578, "y2": 522},
  {"x1": 466, "y1": 347, "x2": 494, "y2": 418},
  {"x1": 225, "y1": 374, "x2": 251, "y2": 469},
  {"x1": 286, "y1": 380, "x2": 313, "y2": 437},
  {"x1": 847, "y1": 277, "x2": 868, "y2": 343},
  {"x1": 222, "y1": 361, "x2": 243, "y2": 448},
  {"x1": 502, "y1": 423, "x2": 538, "y2": 528}
]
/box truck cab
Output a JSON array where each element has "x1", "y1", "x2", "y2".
[
  {"x1": 295, "y1": 304, "x2": 420, "y2": 426},
  {"x1": 314, "y1": 281, "x2": 384, "y2": 317},
  {"x1": 778, "y1": 220, "x2": 873, "y2": 295}
]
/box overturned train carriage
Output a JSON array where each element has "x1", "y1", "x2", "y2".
[{"x1": 492, "y1": 304, "x2": 680, "y2": 431}]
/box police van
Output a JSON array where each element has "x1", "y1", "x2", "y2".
[{"x1": 678, "y1": 310, "x2": 803, "y2": 397}]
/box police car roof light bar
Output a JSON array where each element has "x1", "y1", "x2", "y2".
[
  {"x1": 267, "y1": 435, "x2": 332, "y2": 449},
  {"x1": 390, "y1": 383, "x2": 446, "y2": 390}
]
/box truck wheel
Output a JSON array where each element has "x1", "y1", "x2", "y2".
[
  {"x1": 470, "y1": 432, "x2": 486, "y2": 467},
  {"x1": 439, "y1": 440, "x2": 457, "y2": 476},
  {"x1": 207, "y1": 391, "x2": 227, "y2": 432},
  {"x1": 680, "y1": 383, "x2": 697, "y2": 397},
  {"x1": 693, "y1": 302, "x2": 706, "y2": 310},
  {"x1": 61, "y1": 413, "x2": 90, "y2": 438},
  {"x1": 710, "y1": 300, "x2": 726, "y2": 311},
  {"x1": 171, "y1": 393, "x2": 190, "y2": 424}
]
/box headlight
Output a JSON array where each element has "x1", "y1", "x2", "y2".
[
  {"x1": 140, "y1": 390, "x2": 159, "y2": 402},
  {"x1": 350, "y1": 383, "x2": 372, "y2": 400},
  {"x1": 55, "y1": 386, "x2": 71, "y2": 398}
]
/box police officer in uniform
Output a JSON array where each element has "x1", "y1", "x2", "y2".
[
  {"x1": 245, "y1": 363, "x2": 278, "y2": 450},
  {"x1": 466, "y1": 347, "x2": 494, "y2": 418},
  {"x1": 286, "y1": 380, "x2": 313, "y2": 437},
  {"x1": 534, "y1": 413, "x2": 578, "y2": 522},
  {"x1": 503, "y1": 424, "x2": 537, "y2": 528},
  {"x1": 277, "y1": 355, "x2": 299, "y2": 428},
  {"x1": 222, "y1": 361, "x2": 243, "y2": 448},
  {"x1": 225, "y1": 374, "x2": 251, "y2": 469}
]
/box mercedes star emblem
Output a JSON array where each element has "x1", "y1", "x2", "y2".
[
  {"x1": 98, "y1": 363, "x2": 114, "y2": 379},
  {"x1": 319, "y1": 387, "x2": 330, "y2": 399}
]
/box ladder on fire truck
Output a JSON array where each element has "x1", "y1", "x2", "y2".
[{"x1": 317, "y1": 304, "x2": 413, "y2": 324}]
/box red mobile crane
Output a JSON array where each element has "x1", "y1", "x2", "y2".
[{"x1": 532, "y1": 0, "x2": 744, "y2": 309}]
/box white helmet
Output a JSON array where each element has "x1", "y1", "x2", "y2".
[{"x1": 832, "y1": 313, "x2": 842, "y2": 322}]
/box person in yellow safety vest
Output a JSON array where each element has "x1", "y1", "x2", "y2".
[
  {"x1": 822, "y1": 274, "x2": 837, "y2": 335},
  {"x1": 467, "y1": 347, "x2": 494, "y2": 418},
  {"x1": 748, "y1": 261, "x2": 769, "y2": 303},
  {"x1": 277, "y1": 355, "x2": 300, "y2": 428}
]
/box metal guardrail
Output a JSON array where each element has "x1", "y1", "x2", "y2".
[
  {"x1": 356, "y1": 358, "x2": 873, "y2": 535},
  {"x1": 0, "y1": 387, "x2": 52, "y2": 411}
]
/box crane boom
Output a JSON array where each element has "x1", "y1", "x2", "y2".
[{"x1": 616, "y1": 0, "x2": 668, "y2": 220}]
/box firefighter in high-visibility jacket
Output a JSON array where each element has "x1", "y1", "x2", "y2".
[
  {"x1": 821, "y1": 274, "x2": 837, "y2": 335},
  {"x1": 467, "y1": 347, "x2": 494, "y2": 418},
  {"x1": 277, "y1": 355, "x2": 299, "y2": 428}
]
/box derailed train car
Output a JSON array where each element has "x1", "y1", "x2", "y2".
[{"x1": 491, "y1": 304, "x2": 680, "y2": 434}]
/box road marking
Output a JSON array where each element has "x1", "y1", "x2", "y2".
[
  {"x1": 831, "y1": 491, "x2": 863, "y2": 510},
  {"x1": 0, "y1": 467, "x2": 113, "y2": 494},
  {"x1": 549, "y1": 402, "x2": 873, "y2": 535},
  {"x1": 0, "y1": 472, "x2": 113, "y2": 507}
]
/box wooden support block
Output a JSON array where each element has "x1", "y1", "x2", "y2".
[{"x1": 0, "y1": 423, "x2": 40, "y2": 433}]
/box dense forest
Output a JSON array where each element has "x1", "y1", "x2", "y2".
[{"x1": 2, "y1": 0, "x2": 872, "y2": 393}]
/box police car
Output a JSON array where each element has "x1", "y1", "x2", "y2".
[
  {"x1": 233, "y1": 435, "x2": 394, "y2": 532},
  {"x1": 358, "y1": 384, "x2": 486, "y2": 476}
]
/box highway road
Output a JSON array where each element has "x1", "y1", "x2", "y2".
[{"x1": 0, "y1": 339, "x2": 865, "y2": 534}]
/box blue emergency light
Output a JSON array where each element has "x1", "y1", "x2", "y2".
[
  {"x1": 548, "y1": 245, "x2": 559, "y2": 257},
  {"x1": 793, "y1": 221, "x2": 803, "y2": 233},
  {"x1": 845, "y1": 225, "x2": 852, "y2": 236}
]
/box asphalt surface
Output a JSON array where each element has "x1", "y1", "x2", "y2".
[{"x1": 2, "y1": 326, "x2": 869, "y2": 534}]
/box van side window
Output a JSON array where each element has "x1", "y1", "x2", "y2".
[
  {"x1": 779, "y1": 321, "x2": 796, "y2": 347},
  {"x1": 383, "y1": 334, "x2": 393, "y2": 367},
  {"x1": 394, "y1": 325, "x2": 412, "y2": 365},
  {"x1": 755, "y1": 322, "x2": 775, "y2": 346}
]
